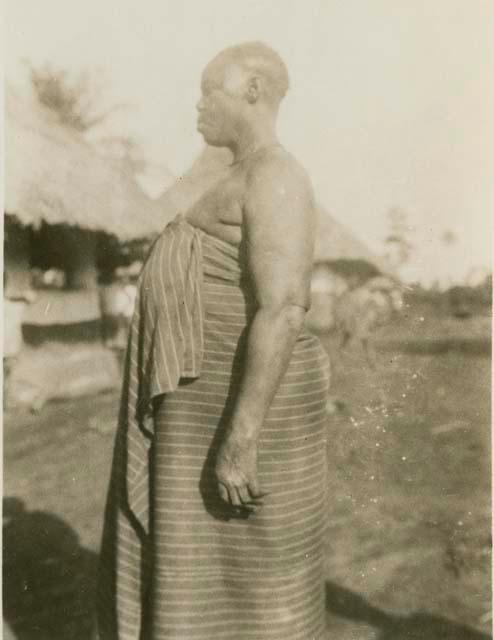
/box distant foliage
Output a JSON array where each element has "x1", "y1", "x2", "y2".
[
  {"x1": 447, "y1": 275, "x2": 492, "y2": 317},
  {"x1": 479, "y1": 274, "x2": 492, "y2": 306},
  {"x1": 27, "y1": 62, "x2": 145, "y2": 172},
  {"x1": 404, "y1": 277, "x2": 492, "y2": 319},
  {"x1": 384, "y1": 207, "x2": 414, "y2": 270},
  {"x1": 28, "y1": 63, "x2": 115, "y2": 132}
]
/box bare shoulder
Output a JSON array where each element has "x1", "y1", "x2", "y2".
[
  {"x1": 242, "y1": 147, "x2": 316, "y2": 308},
  {"x1": 244, "y1": 147, "x2": 314, "y2": 212}
]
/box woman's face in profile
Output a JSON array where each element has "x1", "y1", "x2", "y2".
[{"x1": 196, "y1": 60, "x2": 245, "y2": 148}]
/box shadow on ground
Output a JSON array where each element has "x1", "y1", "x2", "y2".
[
  {"x1": 3, "y1": 496, "x2": 490, "y2": 640},
  {"x1": 3, "y1": 497, "x2": 98, "y2": 640},
  {"x1": 326, "y1": 582, "x2": 492, "y2": 640}
]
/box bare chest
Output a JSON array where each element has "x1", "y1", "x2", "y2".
[{"x1": 185, "y1": 170, "x2": 244, "y2": 244}]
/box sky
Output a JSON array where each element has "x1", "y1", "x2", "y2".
[{"x1": 5, "y1": 0, "x2": 493, "y2": 286}]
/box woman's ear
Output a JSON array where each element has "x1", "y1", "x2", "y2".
[{"x1": 246, "y1": 76, "x2": 260, "y2": 104}]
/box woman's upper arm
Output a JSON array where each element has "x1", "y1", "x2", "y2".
[{"x1": 243, "y1": 159, "x2": 316, "y2": 310}]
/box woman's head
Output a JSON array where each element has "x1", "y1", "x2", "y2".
[{"x1": 196, "y1": 42, "x2": 289, "y2": 147}]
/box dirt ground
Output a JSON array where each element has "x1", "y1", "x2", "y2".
[{"x1": 3, "y1": 314, "x2": 492, "y2": 639}]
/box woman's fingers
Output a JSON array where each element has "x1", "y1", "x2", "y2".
[
  {"x1": 236, "y1": 485, "x2": 263, "y2": 510},
  {"x1": 218, "y1": 484, "x2": 229, "y2": 504},
  {"x1": 228, "y1": 486, "x2": 241, "y2": 507},
  {"x1": 218, "y1": 482, "x2": 245, "y2": 507},
  {"x1": 248, "y1": 480, "x2": 270, "y2": 500},
  {"x1": 236, "y1": 485, "x2": 251, "y2": 504},
  {"x1": 218, "y1": 480, "x2": 268, "y2": 511}
]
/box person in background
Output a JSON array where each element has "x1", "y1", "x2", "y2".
[
  {"x1": 115, "y1": 267, "x2": 138, "y2": 336},
  {"x1": 3, "y1": 274, "x2": 36, "y2": 410},
  {"x1": 99, "y1": 272, "x2": 134, "y2": 348},
  {"x1": 99, "y1": 269, "x2": 138, "y2": 377}
]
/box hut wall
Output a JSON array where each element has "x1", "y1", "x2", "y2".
[
  {"x1": 22, "y1": 225, "x2": 101, "y2": 340},
  {"x1": 63, "y1": 228, "x2": 98, "y2": 289},
  {"x1": 4, "y1": 223, "x2": 31, "y2": 295}
]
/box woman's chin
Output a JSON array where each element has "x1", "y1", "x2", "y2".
[
  {"x1": 199, "y1": 133, "x2": 221, "y2": 147},
  {"x1": 197, "y1": 126, "x2": 210, "y2": 144},
  {"x1": 197, "y1": 124, "x2": 223, "y2": 147}
]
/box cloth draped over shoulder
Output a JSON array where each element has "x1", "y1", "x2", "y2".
[{"x1": 121, "y1": 215, "x2": 204, "y2": 535}]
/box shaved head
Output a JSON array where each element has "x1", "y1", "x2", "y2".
[
  {"x1": 209, "y1": 41, "x2": 290, "y2": 105},
  {"x1": 197, "y1": 42, "x2": 289, "y2": 147}
]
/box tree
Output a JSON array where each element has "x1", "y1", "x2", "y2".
[
  {"x1": 27, "y1": 62, "x2": 144, "y2": 173},
  {"x1": 383, "y1": 207, "x2": 414, "y2": 270},
  {"x1": 28, "y1": 63, "x2": 119, "y2": 131}
]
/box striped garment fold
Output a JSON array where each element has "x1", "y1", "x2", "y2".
[{"x1": 121, "y1": 215, "x2": 204, "y2": 535}]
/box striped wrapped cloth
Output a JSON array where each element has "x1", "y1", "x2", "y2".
[{"x1": 98, "y1": 219, "x2": 330, "y2": 639}]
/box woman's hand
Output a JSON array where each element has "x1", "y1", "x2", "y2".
[{"x1": 215, "y1": 432, "x2": 268, "y2": 512}]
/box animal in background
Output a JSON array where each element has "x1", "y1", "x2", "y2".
[{"x1": 333, "y1": 276, "x2": 403, "y2": 368}]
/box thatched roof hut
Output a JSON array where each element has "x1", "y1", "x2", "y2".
[
  {"x1": 5, "y1": 84, "x2": 165, "y2": 240},
  {"x1": 4, "y1": 85, "x2": 170, "y2": 336}
]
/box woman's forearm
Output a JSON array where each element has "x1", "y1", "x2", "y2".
[{"x1": 229, "y1": 304, "x2": 307, "y2": 441}]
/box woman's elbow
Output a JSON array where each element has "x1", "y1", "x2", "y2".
[
  {"x1": 280, "y1": 303, "x2": 307, "y2": 333},
  {"x1": 257, "y1": 293, "x2": 309, "y2": 332}
]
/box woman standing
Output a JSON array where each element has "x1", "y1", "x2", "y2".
[{"x1": 98, "y1": 42, "x2": 330, "y2": 639}]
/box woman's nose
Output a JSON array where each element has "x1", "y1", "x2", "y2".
[{"x1": 196, "y1": 97, "x2": 204, "y2": 112}]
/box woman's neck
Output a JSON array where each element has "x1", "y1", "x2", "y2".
[{"x1": 230, "y1": 119, "x2": 279, "y2": 164}]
